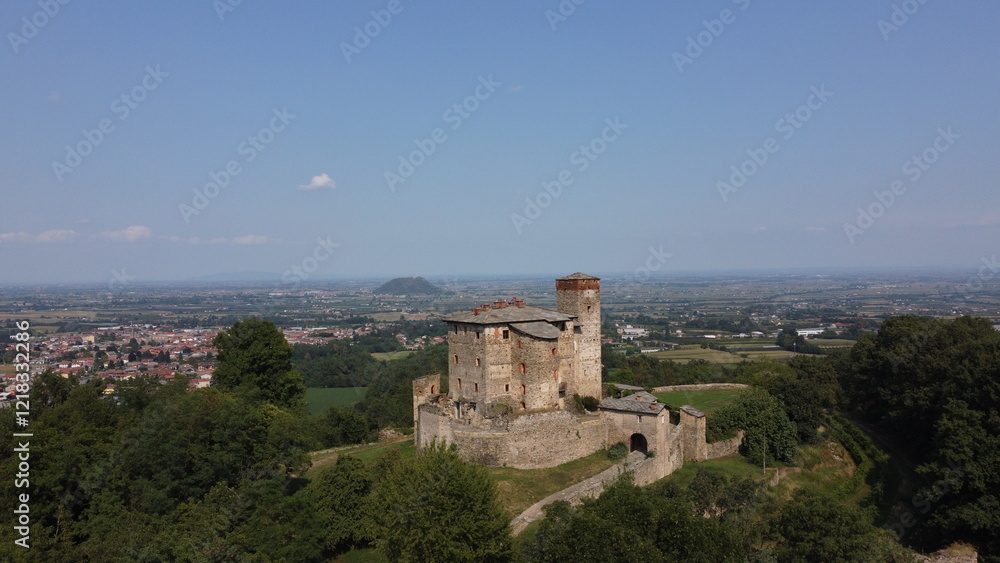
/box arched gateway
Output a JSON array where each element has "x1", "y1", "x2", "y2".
[{"x1": 629, "y1": 433, "x2": 648, "y2": 454}]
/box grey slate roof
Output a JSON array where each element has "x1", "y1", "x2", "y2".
[
  {"x1": 510, "y1": 321, "x2": 562, "y2": 340},
  {"x1": 680, "y1": 405, "x2": 705, "y2": 418},
  {"x1": 598, "y1": 391, "x2": 667, "y2": 415},
  {"x1": 442, "y1": 304, "x2": 574, "y2": 325}
]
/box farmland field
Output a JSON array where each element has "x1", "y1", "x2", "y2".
[
  {"x1": 305, "y1": 387, "x2": 367, "y2": 415},
  {"x1": 647, "y1": 345, "x2": 742, "y2": 363},
  {"x1": 812, "y1": 338, "x2": 857, "y2": 349}
]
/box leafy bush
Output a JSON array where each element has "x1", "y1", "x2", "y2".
[
  {"x1": 581, "y1": 395, "x2": 600, "y2": 412},
  {"x1": 608, "y1": 442, "x2": 628, "y2": 461}
]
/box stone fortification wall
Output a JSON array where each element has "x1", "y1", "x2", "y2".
[
  {"x1": 415, "y1": 404, "x2": 453, "y2": 449},
  {"x1": 706, "y1": 431, "x2": 744, "y2": 459},
  {"x1": 451, "y1": 410, "x2": 605, "y2": 469},
  {"x1": 510, "y1": 451, "x2": 643, "y2": 535},
  {"x1": 680, "y1": 406, "x2": 708, "y2": 462},
  {"x1": 602, "y1": 409, "x2": 670, "y2": 453},
  {"x1": 651, "y1": 383, "x2": 748, "y2": 393}
]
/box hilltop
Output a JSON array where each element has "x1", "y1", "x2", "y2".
[{"x1": 373, "y1": 276, "x2": 443, "y2": 295}]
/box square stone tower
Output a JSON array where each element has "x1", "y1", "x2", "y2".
[{"x1": 556, "y1": 273, "x2": 602, "y2": 400}]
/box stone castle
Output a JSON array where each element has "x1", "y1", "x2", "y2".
[{"x1": 413, "y1": 273, "x2": 740, "y2": 482}]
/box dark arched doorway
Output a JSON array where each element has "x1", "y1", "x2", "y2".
[{"x1": 629, "y1": 433, "x2": 648, "y2": 454}]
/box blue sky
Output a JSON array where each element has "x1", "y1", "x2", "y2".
[{"x1": 2, "y1": 1, "x2": 998, "y2": 284}]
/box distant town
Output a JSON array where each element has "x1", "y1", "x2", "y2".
[{"x1": 4, "y1": 269, "x2": 998, "y2": 403}]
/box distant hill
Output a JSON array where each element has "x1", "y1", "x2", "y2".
[{"x1": 374, "y1": 276, "x2": 443, "y2": 295}]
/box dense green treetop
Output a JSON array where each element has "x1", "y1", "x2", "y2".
[{"x1": 213, "y1": 317, "x2": 305, "y2": 409}]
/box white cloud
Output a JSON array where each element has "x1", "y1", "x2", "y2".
[
  {"x1": 37, "y1": 229, "x2": 78, "y2": 242},
  {"x1": 298, "y1": 173, "x2": 336, "y2": 190},
  {"x1": 99, "y1": 225, "x2": 152, "y2": 242},
  {"x1": 0, "y1": 230, "x2": 77, "y2": 243},
  {"x1": 232, "y1": 234, "x2": 268, "y2": 245},
  {"x1": 0, "y1": 232, "x2": 31, "y2": 243}
]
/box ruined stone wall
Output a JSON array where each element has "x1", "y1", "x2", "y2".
[
  {"x1": 663, "y1": 424, "x2": 685, "y2": 476},
  {"x1": 416, "y1": 403, "x2": 454, "y2": 450},
  {"x1": 680, "y1": 406, "x2": 708, "y2": 462},
  {"x1": 451, "y1": 410, "x2": 605, "y2": 469},
  {"x1": 651, "y1": 383, "x2": 748, "y2": 393},
  {"x1": 706, "y1": 431, "x2": 744, "y2": 460},
  {"x1": 412, "y1": 374, "x2": 441, "y2": 434}
]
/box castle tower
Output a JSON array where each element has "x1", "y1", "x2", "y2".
[{"x1": 556, "y1": 273, "x2": 602, "y2": 399}]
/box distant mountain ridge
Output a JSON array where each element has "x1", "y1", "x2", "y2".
[{"x1": 374, "y1": 276, "x2": 443, "y2": 295}]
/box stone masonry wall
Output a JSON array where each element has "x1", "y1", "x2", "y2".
[
  {"x1": 706, "y1": 431, "x2": 744, "y2": 459},
  {"x1": 680, "y1": 406, "x2": 708, "y2": 461},
  {"x1": 651, "y1": 383, "x2": 748, "y2": 393},
  {"x1": 451, "y1": 410, "x2": 605, "y2": 469}
]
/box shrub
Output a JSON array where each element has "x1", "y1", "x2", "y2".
[
  {"x1": 608, "y1": 442, "x2": 628, "y2": 461},
  {"x1": 581, "y1": 396, "x2": 600, "y2": 412}
]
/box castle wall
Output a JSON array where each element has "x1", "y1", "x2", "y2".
[
  {"x1": 706, "y1": 431, "x2": 744, "y2": 460},
  {"x1": 415, "y1": 403, "x2": 454, "y2": 450},
  {"x1": 603, "y1": 409, "x2": 670, "y2": 457},
  {"x1": 510, "y1": 331, "x2": 566, "y2": 411},
  {"x1": 680, "y1": 406, "x2": 709, "y2": 462},
  {"x1": 450, "y1": 410, "x2": 605, "y2": 469},
  {"x1": 446, "y1": 323, "x2": 494, "y2": 407},
  {"x1": 651, "y1": 383, "x2": 748, "y2": 393},
  {"x1": 412, "y1": 374, "x2": 441, "y2": 443}
]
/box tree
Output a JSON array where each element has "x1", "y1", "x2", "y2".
[
  {"x1": 371, "y1": 442, "x2": 512, "y2": 562},
  {"x1": 213, "y1": 318, "x2": 305, "y2": 410},
  {"x1": 310, "y1": 456, "x2": 375, "y2": 555},
  {"x1": 714, "y1": 386, "x2": 798, "y2": 464},
  {"x1": 770, "y1": 489, "x2": 878, "y2": 562},
  {"x1": 840, "y1": 315, "x2": 1000, "y2": 557}
]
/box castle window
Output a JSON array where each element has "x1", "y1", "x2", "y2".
[
  {"x1": 587, "y1": 305, "x2": 592, "y2": 312},
  {"x1": 453, "y1": 354, "x2": 458, "y2": 364},
  {"x1": 553, "y1": 369, "x2": 558, "y2": 380},
  {"x1": 520, "y1": 401, "x2": 526, "y2": 410},
  {"x1": 559, "y1": 382, "x2": 567, "y2": 398},
  {"x1": 457, "y1": 378, "x2": 462, "y2": 389},
  {"x1": 431, "y1": 385, "x2": 436, "y2": 394},
  {"x1": 474, "y1": 383, "x2": 479, "y2": 393},
  {"x1": 475, "y1": 358, "x2": 480, "y2": 367},
  {"x1": 516, "y1": 340, "x2": 522, "y2": 349},
  {"x1": 518, "y1": 363, "x2": 526, "y2": 375},
  {"x1": 502, "y1": 330, "x2": 509, "y2": 339},
  {"x1": 476, "y1": 331, "x2": 480, "y2": 339},
  {"x1": 505, "y1": 384, "x2": 510, "y2": 392},
  {"x1": 560, "y1": 322, "x2": 566, "y2": 331},
  {"x1": 637, "y1": 415, "x2": 642, "y2": 424},
  {"x1": 551, "y1": 348, "x2": 557, "y2": 356},
  {"x1": 520, "y1": 384, "x2": 526, "y2": 394},
  {"x1": 453, "y1": 325, "x2": 458, "y2": 334}
]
